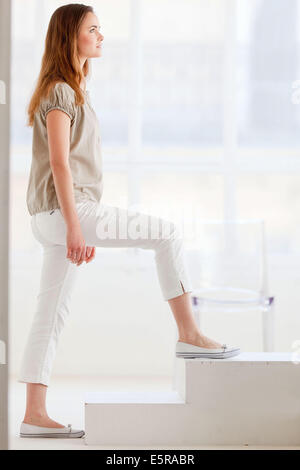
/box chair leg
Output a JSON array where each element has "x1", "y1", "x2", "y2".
[
  {"x1": 262, "y1": 303, "x2": 275, "y2": 352},
  {"x1": 172, "y1": 322, "x2": 179, "y2": 391},
  {"x1": 193, "y1": 306, "x2": 202, "y2": 331},
  {"x1": 172, "y1": 356, "x2": 178, "y2": 391}
]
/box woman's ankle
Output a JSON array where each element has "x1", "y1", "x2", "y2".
[
  {"x1": 178, "y1": 330, "x2": 202, "y2": 343},
  {"x1": 23, "y1": 410, "x2": 48, "y2": 424}
]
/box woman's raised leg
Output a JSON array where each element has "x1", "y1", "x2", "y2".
[{"x1": 79, "y1": 202, "x2": 223, "y2": 349}]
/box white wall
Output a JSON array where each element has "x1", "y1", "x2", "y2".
[{"x1": 0, "y1": 0, "x2": 10, "y2": 451}]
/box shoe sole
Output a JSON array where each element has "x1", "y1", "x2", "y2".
[
  {"x1": 176, "y1": 349, "x2": 241, "y2": 359},
  {"x1": 20, "y1": 431, "x2": 85, "y2": 438}
]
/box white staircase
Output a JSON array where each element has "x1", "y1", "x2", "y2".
[{"x1": 84, "y1": 352, "x2": 300, "y2": 446}]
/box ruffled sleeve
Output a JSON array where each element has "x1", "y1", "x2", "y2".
[{"x1": 40, "y1": 82, "x2": 76, "y2": 126}]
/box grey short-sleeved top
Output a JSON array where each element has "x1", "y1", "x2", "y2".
[{"x1": 26, "y1": 81, "x2": 103, "y2": 216}]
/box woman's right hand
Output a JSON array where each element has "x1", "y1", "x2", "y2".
[{"x1": 66, "y1": 225, "x2": 95, "y2": 265}]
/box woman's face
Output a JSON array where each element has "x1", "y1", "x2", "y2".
[{"x1": 77, "y1": 11, "x2": 104, "y2": 61}]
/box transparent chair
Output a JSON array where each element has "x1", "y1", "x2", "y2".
[
  {"x1": 172, "y1": 218, "x2": 275, "y2": 389},
  {"x1": 179, "y1": 218, "x2": 275, "y2": 349}
]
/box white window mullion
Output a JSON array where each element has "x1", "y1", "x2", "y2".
[
  {"x1": 127, "y1": 0, "x2": 143, "y2": 256},
  {"x1": 222, "y1": 0, "x2": 238, "y2": 220},
  {"x1": 128, "y1": 0, "x2": 143, "y2": 212},
  {"x1": 34, "y1": 0, "x2": 47, "y2": 67}
]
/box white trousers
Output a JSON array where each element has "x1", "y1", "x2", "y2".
[{"x1": 18, "y1": 200, "x2": 193, "y2": 386}]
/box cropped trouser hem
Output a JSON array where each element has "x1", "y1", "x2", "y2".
[
  {"x1": 163, "y1": 280, "x2": 193, "y2": 301},
  {"x1": 17, "y1": 375, "x2": 50, "y2": 387}
]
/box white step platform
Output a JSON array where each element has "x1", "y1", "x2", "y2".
[{"x1": 84, "y1": 352, "x2": 300, "y2": 446}]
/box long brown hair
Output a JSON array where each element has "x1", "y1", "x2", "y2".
[{"x1": 26, "y1": 3, "x2": 94, "y2": 127}]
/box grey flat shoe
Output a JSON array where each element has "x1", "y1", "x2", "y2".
[
  {"x1": 20, "y1": 422, "x2": 85, "y2": 438},
  {"x1": 176, "y1": 341, "x2": 241, "y2": 359}
]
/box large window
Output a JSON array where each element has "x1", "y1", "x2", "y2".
[{"x1": 11, "y1": 0, "x2": 300, "y2": 256}]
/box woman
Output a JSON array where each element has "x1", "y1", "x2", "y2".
[{"x1": 18, "y1": 3, "x2": 240, "y2": 439}]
